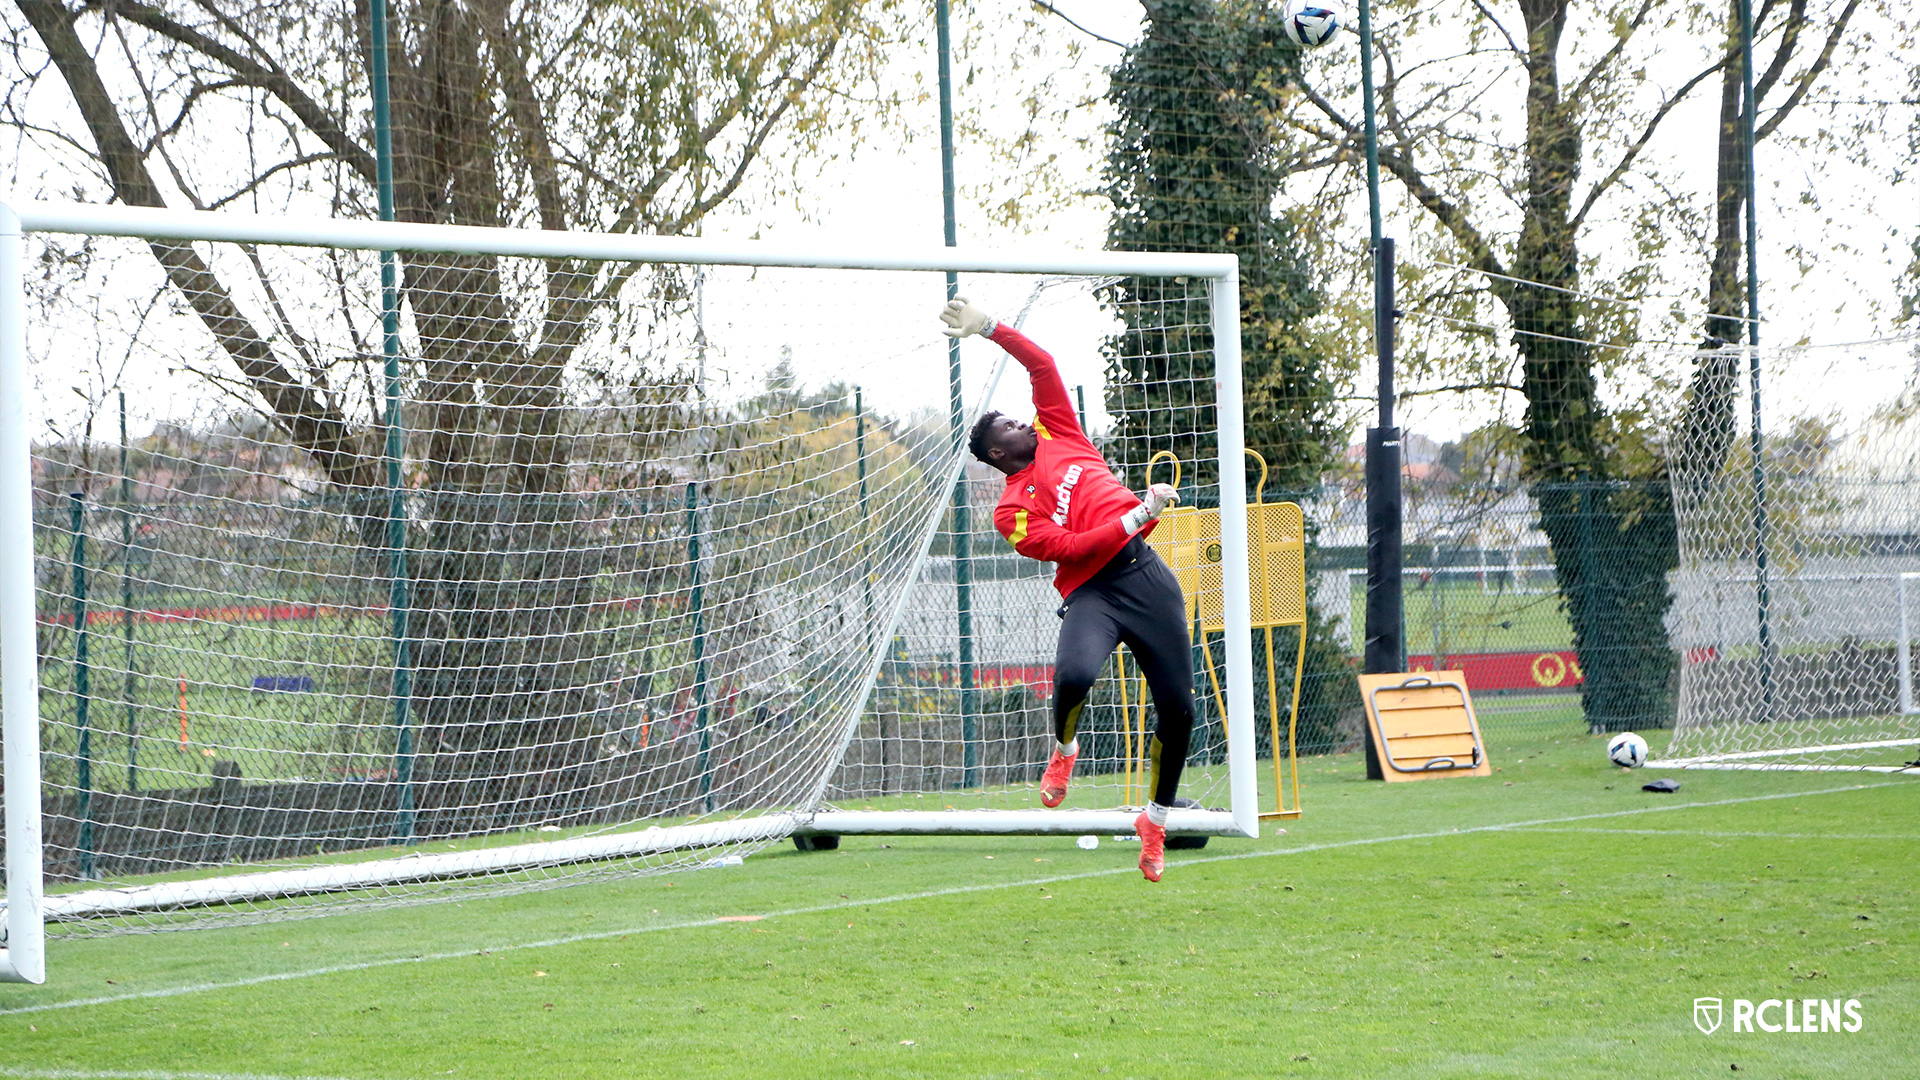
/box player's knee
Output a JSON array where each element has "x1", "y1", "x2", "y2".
[
  {"x1": 1053, "y1": 658, "x2": 1103, "y2": 699},
  {"x1": 1153, "y1": 697, "x2": 1196, "y2": 737}
]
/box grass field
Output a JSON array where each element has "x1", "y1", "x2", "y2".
[{"x1": 3, "y1": 724, "x2": 1914, "y2": 1079}]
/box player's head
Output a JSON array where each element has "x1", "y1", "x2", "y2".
[{"x1": 969, "y1": 410, "x2": 1038, "y2": 474}]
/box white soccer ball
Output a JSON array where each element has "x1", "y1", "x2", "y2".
[
  {"x1": 1282, "y1": 0, "x2": 1344, "y2": 48},
  {"x1": 1607, "y1": 731, "x2": 1649, "y2": 769}
]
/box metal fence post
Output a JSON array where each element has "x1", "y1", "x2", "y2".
[
  {"x1": 688, "y1": 482, "x2": 712, "y2": 810},
  {"x1": 120, "y1": 391, "x2": 137, "y2": 793},
  {"x1": 69, "y1": 492, "x2": 95, "y2": 879}
]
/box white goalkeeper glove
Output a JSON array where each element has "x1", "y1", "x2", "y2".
[
  {"x1": 938, "y1": 298, "x2": 997, "y2": 339},
  {"x1": 1120, "y1": 482, "x2": 1180, "y2": 535}
]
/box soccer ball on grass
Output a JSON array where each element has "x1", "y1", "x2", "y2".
[
  {"x1": 1606, "y1": 732, "x2": 1649, "y2": 769},
  {"x1": 1281, "y1": 0, "x2": 1344, "y2": 48}
]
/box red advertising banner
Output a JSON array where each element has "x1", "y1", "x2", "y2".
[
  {"x1": 1407, "y1": 650, "x2": 1583, "y2": 692},
  {"x1": 976, "y1": 665, "x2": 1056, "y2": 698},
  {"x1": 970, "y1": 650, "x2": 1583, "y2": 698}
]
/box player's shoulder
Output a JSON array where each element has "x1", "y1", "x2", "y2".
[
  {"x1": 995, "y1": 468, "x2": 1036, "y2": 502},
  {"x1": 999, "y1": 475, "x2": 1039, "y2": 503}
]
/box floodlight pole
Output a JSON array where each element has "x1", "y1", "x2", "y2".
[
  {"x1": 1357, "y1": 0, "x2": 1402, "y2": 781},
  {"x1": 936, "y1": 0, "x2": 979, "y2": 788},
  {"x1": 1358, "y1": 0, "x2": 1383, "y2": 247}
]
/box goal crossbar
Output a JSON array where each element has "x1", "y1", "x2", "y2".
[
  {"x1": 0, "y1": 201, "x2": 1257, "y2": 983},
  {"x1": 14, "y1": 200, "x2": 1238, "y2": 279}
]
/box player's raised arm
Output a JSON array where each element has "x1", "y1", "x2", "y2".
[{"x1": 939, "y1": 298, "x2": 1085, "y2": 443}]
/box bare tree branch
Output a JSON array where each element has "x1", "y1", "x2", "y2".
[
  {"x1": 1298, "y1": 81, "x2": 1511, "y2": 290},
  {"x1": 1031, "y1": 0, "x2": 1129, "y2": 49},
  {"x1": 472, "y1": 0, "x2": 567, "y2": 233},
  {"x1": 1567, "y1": 0, "x2": 1656, "y2": 104},
  {"x1": 17, "y1": 0, "x2": 375, "y2": 492},
  {"x1": 106, "y1": 0, "x2": 378, "y2": 185},
  {"x1": 1756, "y1": 0, "x2": 1862, "y2": 141},
  {"x1": 1469, "y1": 0, "x2": 1526, "y2": 56},
  {"x1": 1572, "y1": 55, "x2": 1728, "y2": 230},
  {"x1": 1401, "y1": 381, "x2": 1525, "y2": 397}
]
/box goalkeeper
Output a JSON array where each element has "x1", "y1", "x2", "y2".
[{"x1": 940, "y1": 298, "x2": 1192, "y2": 883}]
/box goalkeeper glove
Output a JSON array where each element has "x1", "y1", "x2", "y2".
[
  {"x1": 1120, "y1": 482, "x2": 1180, "y2": 535},
  {"x1": 939, "y1": 298, "x2": 997, "y2": 339}
]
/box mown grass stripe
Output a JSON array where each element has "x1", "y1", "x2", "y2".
[
  {"x1": 0, "y1": 1060, "x2": 360, "y2": 1068},
  {"x1": 1, "y1": 777, "x2": 1899, "y2": 1019}
]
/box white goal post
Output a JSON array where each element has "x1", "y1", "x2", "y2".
[{"x1": 0, "y1": 201, "x2": 1257, "y2": 983}]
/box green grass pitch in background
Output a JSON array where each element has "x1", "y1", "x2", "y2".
[{"x1": 2, "y1": 728, "x2": 1913, "y2": 1079}]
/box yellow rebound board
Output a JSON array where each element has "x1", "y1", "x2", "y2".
[
  {"x1": 1356, "y1": 671, "x2": 1492, "y2": 781},
  {"x1": 1135, "y1": 490, "x2": 1308, "y2": 819},
  {"x1": 1143, "y1": 500, "x2": 1306, "y2": 632}
]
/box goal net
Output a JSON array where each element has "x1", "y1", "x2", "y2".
[
  {"x1": 1662, "y1": 334, "x2": 1920, "y2": 773},
  {"x1": 0, "y1": 204, "x2": 1255, "y2": 969}
]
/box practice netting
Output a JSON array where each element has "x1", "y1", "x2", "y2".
[
  {"x1": 0, "y1": 205, "x2": 1254, "y2": 965},
  {"x1": 1662, "y1": 334, "x2": 1920, "y2": 772}
]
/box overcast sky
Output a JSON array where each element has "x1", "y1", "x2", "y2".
[
  {"x1": 703, "y1": 0, "x2": 1917, "y2": 447},
  {"x1": 9, "y1": 0, "x2": 1914, "y2": 452}
]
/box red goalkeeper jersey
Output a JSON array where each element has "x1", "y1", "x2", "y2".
[{"x1": 986, "y1": 323, "x2": 1153, "y2": 598}]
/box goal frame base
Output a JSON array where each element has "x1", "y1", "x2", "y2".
[
  {"x1": 0, "y1": 807, "x2": 1253, "y2": 934},
  {"x1": 1648, "y1": 736, "x2": 1920, "y2": 774},
  {"x1": 799, "y1": 808, "x2": 1252, "y2": 837}
]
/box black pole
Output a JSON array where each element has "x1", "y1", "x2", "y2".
[
  {"x1": 120, "y1": 391, "x2": 137, "y2": 794},
  {"x1": 1362, "y1": 239, "x2": 1402, "y2": 781},
  {"x1": 936, "y1": 0, "x2": 978, "y2": 788},
  {"x1": 1357, "y1": 0, "x2": 1383, "y2": 248},
  {"x1": 70, "y1": 492, "x2": 94, "y2": 879}
]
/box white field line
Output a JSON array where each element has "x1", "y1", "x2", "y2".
[
  {"x1": 1507, "y1": 827, "x2": 1914, "y2": 840},
  {"x1": 0, "y1": 1070, "x2": 361, "y2": 1080},
  {"x1": 0, "y1": 1060, "x2": 360, "y2": 1068},
  {"x1": 0, "y1": 778, "x2": 1904, "y2": 1021}
]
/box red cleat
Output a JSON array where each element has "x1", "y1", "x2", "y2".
[
  {"x1": 1039, "y1": 745, "x2": 1078, "y2": 808},
  {"x1": 1134, "y1": 811, "x2": 1165, "y2": 882}
]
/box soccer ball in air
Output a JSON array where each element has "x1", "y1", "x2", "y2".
[
  {"x1": 1606, "y1": 732, "x2": 1649, "y2": 769},
  {"x1": 1282, "y1": 0, "x2": 1343, "y2": 48}
]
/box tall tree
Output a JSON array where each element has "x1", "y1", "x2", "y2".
[
  {"x1": 1289, "y1": 0, "x2": 1898, "y2": 730},
  {"x1": 1101, "y1": 0, "x2": 1356, "y2": 753},
  {"x1": 1288, "y1": 0, "x2": 1672, "y2": 728},
  {"x1": 7, "y1": 0, "x2": 892, "y2": 812},
  {"x1": 1103, "y1": 0, "x2": 1341, "y2": 493},
  {"x1": 1683, "y1": 0, "x2": 1862, "y2": 479}
]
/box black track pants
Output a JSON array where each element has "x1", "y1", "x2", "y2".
[{"x1": 1052, "y1": 542, "x2": 1195, "y2": 807}]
